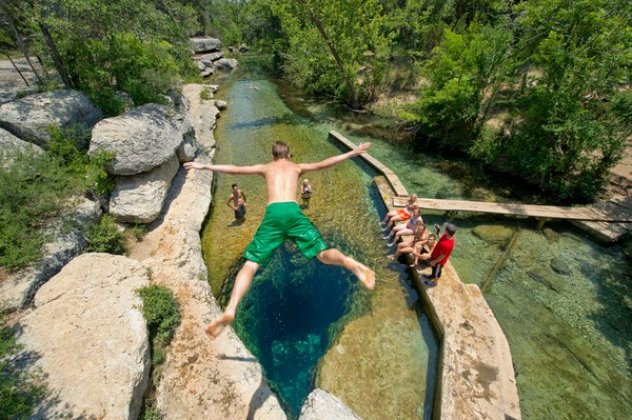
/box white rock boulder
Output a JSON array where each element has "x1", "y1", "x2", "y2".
[
  {"x1": 190, "y1": 37, "x2": 222, "y2": 53},
  {"x1": 214, "y1": 58, "x2": 239, "y2": 71},
  {"x1": 109, "y1": 155, "x2": 180, "y2": 223},
  {"x1": 18, "y1": 253, "x2": 151, "y2": 419},
  {"x1": 299, "y1": 389, "x2": 361, "y2": 420},
  {"x1": 90, "y1": 104, "x2": 182, "y2": 176},
  {"x1": 0, "y1": 90, "x2": 102, "y2": 147}
]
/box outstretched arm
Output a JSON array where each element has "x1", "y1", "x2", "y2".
[
  {"x1": 297, "y1": 142, "x2": 371, "y2": 173},
  {"x1": 184, "y1": 161, "x2": 265, "y2": 175}
]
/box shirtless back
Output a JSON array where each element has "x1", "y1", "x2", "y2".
[
  {"x1": 185, "y1": 141, "x2": 371, "y2": 203},
  {"x1": 184, "y1": 140, "x2": 375, "y2": 339}
]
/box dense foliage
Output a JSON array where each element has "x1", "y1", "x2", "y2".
[
  {"x1": 210, "y1": 0, "x2": 631, "y2": 201},
  {"x1": 0, "y1": 129, "x2": 113, "y2": 270},
  {"x1": 0, "y1": 0, "x2": 201, "y2": 115}
]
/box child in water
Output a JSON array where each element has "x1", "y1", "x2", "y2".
[{"x1": 300, "y1": 178, "x2": 313, "y2": 208}]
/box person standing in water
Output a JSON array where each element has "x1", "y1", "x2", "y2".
[
  {"x1": 184, "y1": 141, "x2": 376, "y2": 338},
  {"x1": 300, "y1": 178, "x2": 313, "y2": 208},
  {"x1": 227, "y1": 183, "x2": 247, "y2": 223}
]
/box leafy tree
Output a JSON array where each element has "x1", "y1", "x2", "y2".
[
  {"x1": 18, "y1": 0, "x2": 199, "y2": 114},
  {"x1": 497, "y1": 0, "x2": 631, "y2": 199},
  {"x1": 262, "y1": 0, "x2": 393, "y2": 107},
  {"x1": 404, "y1": 23, "x2": 514, "y2": 149}
]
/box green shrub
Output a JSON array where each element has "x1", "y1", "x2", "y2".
[
  {"x1": 0, "y1": 311, "x2": 44, "y2": 417},
  {"x1": 85, "y1": 215, "x2": 126, "y2": 255},
  {"x1": 129, "y1": 224, "x2": 147, "y2": 242},
  {"x1": 0, "y1": 127, "x2": 112, "y2": 271},
  {"x1": 138, "y1": 285, "x2": 181, "y2": 350},
  {"x1": 200, "y1": 87, "x2": 212, "y2": 101}
]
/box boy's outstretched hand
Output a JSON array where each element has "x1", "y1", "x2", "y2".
[
  {"x1": 183, "y1": 162, "x2": 204, "y2": 170},
  {"x1": 354, "y1": 142, "x2": 372, "y2": 155}
]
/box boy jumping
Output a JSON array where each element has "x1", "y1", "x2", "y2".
[{"x1": 184, "y1": 141, "x2": 376, "y2": 338}]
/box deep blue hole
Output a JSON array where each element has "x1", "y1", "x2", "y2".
[{"x1": 229, "y1": 242, "x2": 359, "y2": 418}]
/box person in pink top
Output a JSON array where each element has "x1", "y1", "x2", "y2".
[{"x1": 423, "y1": 223, "x2": 456, "y2": 287}]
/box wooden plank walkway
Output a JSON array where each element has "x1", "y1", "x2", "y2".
[
  {"x1": 330, "y1": 129, "x2": 631, "y2": 240},
  {"x1": 392, "y1": 196, "x2": 632, "y2": 223}
]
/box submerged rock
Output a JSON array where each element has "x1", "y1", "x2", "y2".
[
  {"x1": 527, "y1": 268, "x2": 566, "y2": 292},
  {"x1": 550, "y1": 257, "x2": 571, "y2": 276},
  {"x1": 299, "y1": 389, "x2": 361, "y2": 420},
  {"x1": 542, "y1": 227, "x2": 560, "y2": 243},
  {"x1": 18, "y1": 253, "x2": 150, "y2": 419},
  {"x1": 472, "y1": 225, "x2": 513, "y2": 243}
]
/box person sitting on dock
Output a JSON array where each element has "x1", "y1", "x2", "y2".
[
  {"x1": 412, "y1": 234, "x2": 437, "y2": 267},
  {"x1": 184, "y1": 141, "x2": 376, "y2": 339},
  {"x1": 381, "y1": 194, "x2": 418, "y2": 230},
  {"x1": 387, "y1": 222, "x2": 428, "y2": 261},
  {"x1": 383, "y1": 205, "x2": 422, "y2": 246},
  {"x1": 423, "y1": 224, "x2": 456, "y2": 287}
]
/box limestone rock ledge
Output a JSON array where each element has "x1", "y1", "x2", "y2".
[
  {"x1": 299, "y1": 389, "x2": 361, "y2": 420},
  {"x1": 125, "y1": 83, "x2": 285, "y2": 419},
  {"x1": 17, "y1": 253, "x2": 150, "y2": 419}
]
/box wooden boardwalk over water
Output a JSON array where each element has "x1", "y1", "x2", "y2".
[
  {"x1": 330, "y1": 130, "x2": 632, "y2": 241},
  {"x1": 392, "y1": 196, "x2": 632, "y2": 223}
]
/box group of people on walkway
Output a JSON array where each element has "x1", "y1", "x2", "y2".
[{"x1": 380, "y1": 195, "x2": 456, "y2": 287}]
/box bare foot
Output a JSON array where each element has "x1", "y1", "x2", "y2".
[
  {"x1": 349, "y1": 258, "x2": 375, "y2": 290},
  {"x1": 386, "y1": 254, "x2": 395, "y2": 260},
  {"x1": 204, "y1": 312, "x2": 235, "y2": 339}
]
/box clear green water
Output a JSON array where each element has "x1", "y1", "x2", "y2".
[
  {"x1": 203, "y1": 59, "x2": 632, "y2": 419},
  {"x1": 202, "y1": 65, "x2": 436, "y2": 419},
  {"x1": 283, "y1": 90, "x2": 632, "y2": 418}
]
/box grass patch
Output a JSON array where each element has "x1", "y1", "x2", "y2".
[{"x1": 137, "y1": 285, "x2": 181, "y2": 419}]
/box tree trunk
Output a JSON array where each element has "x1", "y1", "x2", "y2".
[
  {"x1": 6, "y1": 13, "x2": 42, "y2": 83},
  {"x1": 38, "y1": 21, "x2": 73, "y2": 88},
  {"x1": 4, "y1": 52, "x2": 29, "y2": 86},
  {"x1": 296, "y1": 0, "x2": 359, "y2": 108}
]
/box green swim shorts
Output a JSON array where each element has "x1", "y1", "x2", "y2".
[{"x1": 243, "y1": 201, "x2": 330, "y2": 265}]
